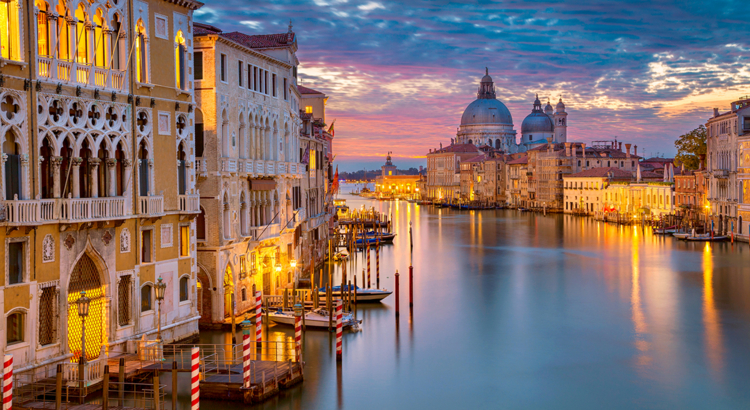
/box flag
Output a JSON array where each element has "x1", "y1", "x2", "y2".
[
  {"x1": 301, "y1": 143, "x2": 310, "y2": 164},
  {"x1": 328, "y1": 119, "x2": 335, "y2": 138},
  {"x1": 332, "y1": 166, "x2": 339, "y2": 194}
]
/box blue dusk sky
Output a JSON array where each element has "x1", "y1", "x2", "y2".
[{"x1": 196, "y1": 0, "x2": 750, "y2": 172}]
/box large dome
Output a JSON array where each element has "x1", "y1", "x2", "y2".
[
  {"x1": 521, "y1": 111, "x2": 554, "y2": 133},
  {"x1": 460, "y1": 98, "x2": 513, "y2": 126}
]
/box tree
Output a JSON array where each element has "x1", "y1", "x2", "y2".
[{"x1": 674, "y1": 125, "x2": 707, "y2": 170}]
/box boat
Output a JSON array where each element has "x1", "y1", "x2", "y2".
[
  {"x1": 653, "y1": 227, "x2": 678, "y2": 234},
  {"x1": 357, "y1": 231, "x2": 396, "y2": 242},
  {"x1": 268, "y1": 308, "x2": 360, "y2": 329},
  {"x1": 685, "y1": 235, "x2": 728, "y2": 242},
  {"x1": 672, "y1": 232, "x2": 691, "y2": 239},
  {"x1": 333, "y1": 249, "x2": 349, "y2": 261},
  {"x1": 354, "y1": 235, "x2": 394, "y2": 246},
  {"x1": 318, "y1": 285, "x2": 392, "y2": 302}
]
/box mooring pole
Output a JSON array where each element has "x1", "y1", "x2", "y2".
[
  {"x1": 395, "y1": 270, "x2": 400, "y2": 317},
  {"x1": 409, "y1": 265, "x2": 414, "y2": 308}
]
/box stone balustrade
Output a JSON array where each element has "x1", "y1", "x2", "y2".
[{"x1": 38, "y1": 56, "x2": 127, "y2": 91}]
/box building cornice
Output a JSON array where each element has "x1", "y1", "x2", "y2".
[
  {"x1": 194, "y1": 35, "x2": 294, "y2": 69},
  {"x1": 162, "y1": 0, "x2": 204, "y2": 11}
]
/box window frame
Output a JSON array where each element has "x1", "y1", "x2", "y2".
[
  {"x1": 238, "y1": 60, "x2": 243, "y2": 87},
  {"x1": 5, "y1": 236, "x2": 29, "y2": 286},
  {"x1": 141, "y1": 283, "x2": 153, "y2": 313},
  {"x1": 179, "y1": 275, "x2": 190, "y2": 303},
  {"x1": 194, "y1": 51, "x2": 204, "y2": 81},
  {"x1": 179, "y1": 224, "x2": 190, "y2": 257},
  {"x1": 140, "y1": 227, "x2": 154, "y2": 264},
  {"x1": 220, "y1": 53, "x2": 227, "y2": 83},
  {"x1": 6, "y1": 310, "x2": 25, "y2": 346}
]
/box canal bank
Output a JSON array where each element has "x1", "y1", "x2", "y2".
[{"x1": 183, "y1": 185, "x2": 750, "y2": 410}]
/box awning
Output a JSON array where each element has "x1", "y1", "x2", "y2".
[{"x1": 250, "y1": 179, "x2": 276, "y2": 190}]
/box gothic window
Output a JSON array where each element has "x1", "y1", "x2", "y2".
[
  {"x1": 141, "y1": 284, "x2": 152, "y2": 312},
  {"x1": 110, "y1": 14, "x2": 122, "y2": 69},
  {"x1": 92, "y1": 9, "x2": 107, "y2": 68},
  {"x1": 36, "y1": 0, "x2": 50, "y2": 57},
  {"x1": 179, "y1": 276, "x2": 189, "y2": 302},
  {"x1": 177, "y1": 142, "x2": 187, "y2": 195},
  {"x1": 135, "y1": 20, "x2": 148, "y2": 83},
  {"x1": 138, "y1": 140, "x2": 149, "y2": 196},
  {"x1": 40, "y1": 137, "x2": 55, "y2": 198},
  {"x1": 3, "y1": 130, "x2": 22, "y2": 200},
  {"x1": 7, "y1": 311, "x2": 24, "y2": 344},
  {"x1": 175, "y1": 30, "x2": 187, "y2": 90},
  {"x1": 74, "y1": 5, "x2": 89, "y2": 64},
  {"x1": 0, "y1": 0, "x2": 20, "y2": 61},
  {"x1": 55, "y1": 3, "x2": 70, "y2": 60}
]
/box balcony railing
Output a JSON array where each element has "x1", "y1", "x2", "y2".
[
  {"x1": 37, "y1": 56, "x2": 127, "y2": 91},
  {"x1": 3, "y1": 197, "x2": 129, "y2": 224},
  {"x1": 266, "y1": 162, "x2": 275, "y2": 175},
  {"x1": 139, "y1": 195, "x2": 164, "y2": 217},
  {"x1": 178, "y1": 194, "x2": 200, "y2": 213},
  {"x1": 221, "y1": 158, "x2": 238, "y2": 173},
  {"x1": 253, "y1": 223, "x2": 280, "y2": 241},
  {"x1": 196, "y1": 158, "x2": 208, "y2": 178}
]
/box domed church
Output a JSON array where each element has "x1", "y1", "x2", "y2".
[{"x1": 455, "y1": 69, "x2": 568, "y2": 152}]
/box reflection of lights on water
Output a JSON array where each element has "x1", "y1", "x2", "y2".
[
  {"x1": 630, "y1": 237, "x2": 651, "y2": 368},
  {"x1": 702, "y1": 242, "x2": 724, "y2": 379}
]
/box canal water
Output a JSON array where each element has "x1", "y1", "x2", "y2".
[{"x1": 175, "y1": 184, "x2": 750, "y2": 409}]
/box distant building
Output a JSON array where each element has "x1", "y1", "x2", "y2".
[
  {"x1": 563, "y1": 168, "x2": 632, "y2": 214},
  {"x1": 375, "y1": 153, "x2": 423, "y2": 199},
  {"x1": 425, "y1": 143, "x2": 481, "y2": 200}
]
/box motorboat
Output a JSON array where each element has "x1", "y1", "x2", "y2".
[
  {"x1": 357, "y1": 231, "x2": 396, "y2": 243},
  {"x1": 333, "y1": 249, "x2": 349, "y2": 261},
  {"x1": 267, "y1": 308, "x2": 360, "y2": 329},
  {"x1": 653, "y1": 227, "x2": 679, "y2": 234},
  {"x1": 672, "y1": 232, "x2": 691, "y2": 239},
  {"x1": 318, "y1": 285, "x2": 392, "y2": 302},
  {"x1": 685, "y1": 235, "x2": 728, "y2": 242}
]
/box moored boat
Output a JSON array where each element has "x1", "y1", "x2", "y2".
[
  {"x1": 268, "y1": 308, "x2": 361, "y2": 329},
  {"x1": 318, "y1": 285, "x2": 392, "y2": 302}
]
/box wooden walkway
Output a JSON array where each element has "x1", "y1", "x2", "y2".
[{"x1": 19, "y1": 404, "x2": 150, "y2": 410}]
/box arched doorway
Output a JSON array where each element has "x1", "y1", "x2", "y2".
[
  {"x1": 197, "y1": 268, "x2": 211, "y2": 323},
  {"x1": 223, "y1": 265, "x2": 233, "y2": 318},
  {"x1": 67, "y1": 253, "x2": 105, "y2": 361}
]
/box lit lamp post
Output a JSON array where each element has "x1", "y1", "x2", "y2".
[
  {"x1": 76, "y1": 291, "x2": 90, "y2": 390},
  {"x1": 155, "y1": 277, "x2": 167, "y2": 342},
  {"x1": 290, "y1": 259, "x2": 297, "y2": 288}
]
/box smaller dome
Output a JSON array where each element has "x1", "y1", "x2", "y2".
[
  {"x1": 522, "y1": 112, "x2": 554, "y2": 134},
  {"x1": 544, "y1": 101, "x2": 554, "y2": 115},
  {"x1": 556, "y1": 98, "x2": 566, "y2": 112}
]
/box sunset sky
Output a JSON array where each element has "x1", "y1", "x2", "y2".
[{"x1": 197, "y1": 0, "x2": 750, "y2": 172}]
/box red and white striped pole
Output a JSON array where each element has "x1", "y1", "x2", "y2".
[
  {"x1": 376, "y1": 240, "x2": 380, "y2": 289},
  {"x1": 366, "y1": 243, "x2": 371, "y2": 288},
  {"x1": 255, "y1": 291, "x2": 262, "y2": 346},
  {"x1": 190, "y1": 347, "x2": 199, "y2": 410},
  {"x1": 294, "y1": 304, "x2": 303, "y2": 362},
  {"x1": 3, "y1": 355, "x2": 12, "y2": 410},
  {"x1": 242, "y1": 325, "x2": 251, "y2": 389},
  {"x1": 335, "y1": 299, "x2": 343, "y2": 361}
]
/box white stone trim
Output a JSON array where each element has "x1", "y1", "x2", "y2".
[
  {"x1": 5, "y1": 236, "x2": 30, "y2": 286},
  {"x1": 160, "y1": 223, "x2": 173, "y2": 248}
]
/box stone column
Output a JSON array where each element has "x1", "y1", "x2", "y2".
[
  {"x1": 51, "y1": 156, "x2": 63, "y2": 198},
  {"x1": 0, "y1": 153, "x2": 7, "y2": 200},
  {"x1": 89, "y1": 158, "x2": 101, "y2": 198},
  {"x1": 106, "y1": 158, "x2": 117, "y2": 197},
  {"x1": 71, "y1": 157, "x2": 83, "y2": 198},
  {"x1": 148, "y1": 159, "x2": 154, "y2": 195},
  {"x1": 20, "y1": 154, "x2": 29, "y2": 200}
]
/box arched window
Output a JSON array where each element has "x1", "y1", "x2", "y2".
[
  {"x1": 3, "y1": 130, "x2": 22, "y2": 200},
  {"x1": 179, "y1": 276, "x2": 189, "y2": 302},
  {"x1": 56, "y1": 2, "x2": 70, "y2": 60},
  {"x1": 6, "y1": 311, "x2": 24, "y2": 344},
  {"x1": 0, "y1": 0, "x2": 20, "y2": 61},
  {"x1": 110, "y1": 14, "x2": 121, "y2": 69},
  {"x1": 141, "y1": 284, "x2": 152, "y2": 312},
  {"x1": 135, "y1": 20, "x2": 147, "y2": 83},
  {"x1": 115, "y1": 142, "x2": 126, "y2": 196},
  {"x1": 92, "y1": 9, "x2": 107, "y2": 68},
  {"x1": 36, "y1": 0, "x2": 51, "y2": 57},
  {"x1": 241, "y1": 287, "x2": 247, "y2": 302},
  {"x1": 177, "y1": 142, "x2": 187, "y2": 195},
  {"x1": 175, "y1": 30, "x2": 187, "y2": 90},
  {"x1": 74, "y1": 5, "x2": 88, "y2": 64},
  {"x1": 40, "y1": 137, "x2": 54, "y2": 199},
  {"x1": 138, "y1": 140, "x2": 149, "y2": 196},
  {"x1": 223, "y1": 193, "x2": 231, "y2": 239}
]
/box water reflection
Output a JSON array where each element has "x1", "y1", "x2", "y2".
[{"x1": 191, "y1": 185, "x2": 750, "y2": 410}]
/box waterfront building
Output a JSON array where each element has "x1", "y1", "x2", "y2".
[
  {"x1": 425, "y1": 143, "x2": 480, "y2": 201},
  {"x1": 675, "y1": 170, "x2": 709, "y2": 226},
  {"x1": 455, "y1": 69, "x2": 568, "y2": 152},
  {"x1": 601, "y1": 180, "x2": 675, "y2": 218},
  {"x1": 706, "y1": 97, "x2": 749, "y2": 235},
  {"x1": 563, "y1": 168, "x2": 632, "y2": 214},
  {"x1": 506, "y1": 155, "x2": 529, "y2": 208},
  {"x1": 0, "y1": 0, "x2": 203, "y2": 370},
  {"x1": 374, "y1": 153, "x2": 423, "y2": 199},
  {"x1": 193, "y1": 22, "x2": 305, "y2": 322}
]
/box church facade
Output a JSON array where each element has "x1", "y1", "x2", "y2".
[{"x1": 455, "y1": 70, "x2": 568, "y2": 153}]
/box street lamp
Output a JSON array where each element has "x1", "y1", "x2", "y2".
[
  {"x1": 155, "y1": 277, "x2": 167, "y2": 342},
  {"x1": 290, "y1": 259, "x2": 298, "y2": 287},
  {"x1": 76, "y1": 291, "x2": 90, "y2": 390}
]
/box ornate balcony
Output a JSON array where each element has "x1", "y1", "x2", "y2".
[
  {"x1": 139, "y1": 195, "x2": 164, "y2": 218},
  {"x1": 178, "y1": 194, "x2": 200, "y2": 213},
  {"x1": 195, "y1": 158, "x2": 208, "y2": 179},
  {"x1": 37, "y1": 56, "x2": 127, "y2": 92},
  {"x1": 221, "y1": 158, "x2": 238, "y2": 174},
  {"x1": 2, "y1": 196, "x2": 129, "y2": 225},
  {"x1": 60, "y1": 197, "x2": 128, "y2": 221}
]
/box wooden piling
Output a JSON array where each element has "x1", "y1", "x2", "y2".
[
  {"x1": 409, "y1": 265, "x2": 413, "y2": 308},
  {"x1": 55, "y1": 364, "x2": 63, "y2": 410},
  {"x1": 118, "y1": 358, "x2": 125, "y2": 407},
  {"x1": 102, "y1": 365, "x2": 109, "y2": 410},
  {"x1": 172, "y1": 361, "x2": 178, "y2": 410},
  {"x1": 395, "y1": 270, "x2": 400, "y2": 317},
  {"x1": 353, "y1": 274, "x2": 358, "y2": 319},
  {"x1": 153, "y1": 370, "x2": 160, "y2": 410}
]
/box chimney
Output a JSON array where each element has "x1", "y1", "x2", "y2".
[
  {"x1": 619, "y1": 142, "x2": 622, "y2": 152},
  {"x1": 713, "y1": 108, "x2": 719, "y2": 117},
  {"x1": 571, "y1": 144, "x2": 576, "y2": 158},
  {"x1": 581, "y1": 143, "x2": 586, "y2": 159},
  {"x1": 565, "y1": 142, "x2": 571, "y2": 157},
  {"x1": 699, "y1": 154, "x2": 706, "y2": 170},
  {"x1": 634, "y1": 145, "x2": 637, "y2": 157},
  {"x1": 625, "y1": 143, "x2": 631, "y2": 158}
]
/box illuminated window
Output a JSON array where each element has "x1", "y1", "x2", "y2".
[
  {"x1": 36, "y1": 0, "x2": 50, "y2": 57},
  {"x1": 141, "y1": 284, "x2": 152, "y2": 312},
  {"x1": 179, "y1": 225, "x2": 190, "y2": 257},
  {"x1": 175, "y1": 30, "x2": 187, "y2": 90},
  {"x1": 55, "y1": 3, "x2": 70, "y2": 60},
  {"x1": 305, "y1": 106, "x2": 312, "y2": 114},
  {"x1": 179, "y1": 276, "x2": 189, "y2": 302},
  {"x1": 39, "y1": 286, "x2": 57, "y2": 345},
  {"x1": 110, "y1": 14, "x2": 122, "y2": 69},
  {"x1": 92, "y1": 9, "x2": 107, "y2": 67},
  {"x1": 0, "y1": 0, "x2": 20, "y2": 61},
  {"x1": 6, "y1": 312, "x2": 24, "y2": 344},
  {"x1": 135, "y1": 20, "x2": 148, "y2": 83},
  {"x1": 74, "y1": 4, "x2": 88, "y2": 64}
]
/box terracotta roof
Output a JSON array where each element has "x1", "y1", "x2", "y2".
[
  {"x1": 222, "y1": 31, "x2": 295, "y2": 49},
  {"x1": 466, "y1": 154, "x2": 487, "y2": 163},
  {"x1": 567, "y1": 167, "x2": 633, "y2": 178},
  {"x1": 640, "y1": 157, "x2": 674, "y2": 164},
  {"x1": 430, "y1": 143, "x2": 480, "y2": 154},
  {"x1": 194, "y1": 22, "x2": 221, "y2": 35},
  {"x1": 507, "y1": 156, "x2": 528, "y2": 165},
  {"x1": 298, "y1": 85, "x2": 324, "y2": 95}
]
